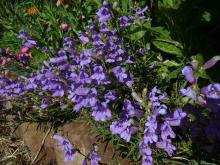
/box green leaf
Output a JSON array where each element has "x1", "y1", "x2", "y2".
[
  {"x1": 166, "y1": 68, "x2": 181, "y2": 81},
  {"x1": 151, "y1": 26, "x2": 171, "y2": 39},
  {"x1": 201, "y1": 11, "x2": 211, "y2": 22},
  {"x1": 197, "y1": 68, "x2": 212, "y2": 82},
  {"x1": 130, "y1": 27, "x2": 146, "y2": 41},
  {"x1": 159, "y1": 0, "x2": 183, "y2": 9},
  {"x1": 152, "y1": 39, "x2": 183, "y2": 56},
  {"x1": 121, "y1": 0, "x2": 128, "y2": 14},
  {"x1": 163, "y1": 60, "x2": 181, "y2": 67}
]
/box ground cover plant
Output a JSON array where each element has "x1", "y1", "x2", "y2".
[{"x1": 1, "y1": 0, "x2": 220, "y2": 164}]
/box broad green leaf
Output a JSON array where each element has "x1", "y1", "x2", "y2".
[
  {"x1": 151, "y1": 26, "x2": 171, "y2": 39},
  {"x1": 130, "y1": 27, "x2": 146, "y2": 41},
  {"x1": 152, "y1": 39, "x2": 183, "y2": 56}
]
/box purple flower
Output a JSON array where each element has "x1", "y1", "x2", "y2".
[
  {"x1": 91, "y1": 102, "x2": 112, "y2": 121},
  {"x1": 17, "y1": 29, "x2": 32, "y2": 40},
  {"x1": 63, "y1": 37, "x2": 75, "y2": 48},
  {"x1": 145, "y1": 116, "x2": 158, "y2": 130},
  {"x1": 50, "y1": 56, "x2": 68, "y2": 64},
  {"x1": 120, "y1": 16, "x2": 131, "y2": 28},
  {"x1": 144, "y1": 116, "x2": 158, "y2": 144},
  {"x1": 104, "y1": 90, "x2": 117, "y2": 102},
  {"x1": 156, "y1": 139, "x2": 176, "y2": 156},
  {"x1": 112, "y1": 66, "x2": 133, "y2": 88},
  {"x1": 41, "y1": 98, "x2": 51, "y2": 109},
  {"x1": 41, "y1": 47, "x2": 49, "y2": 53},
  {"x1": 133, "y1": 6, "x2": 149, "y2": 20},
  {"x1": 79, "y1": 33, "x2": 90, "y2": 43},
  {"x1": 86, "y1": 88, "x2": 98, "y2": 107},
  {"x1": 148, "y1": 87, "x2": 169, "y2": 114},
  {"x1": 22, "y1": 39, "x2": 37, "y2": 48},
  {"x1": 139, "y1": 140, "x2": 152, "y2": 156},
  {"x1": 52, "y1": 134, "x2": 76, "y2": 162},
  {"x1": 52, "y1": 89, "x2": 65, "y2": 97},
  {"x1": 180, "y1": 87, "x2": 197, "y2": 100},
  {"x1": 110, "y1": 119, "x2": 138, "y2": 142},
  {"x1": 182, "y1": 66, "x2": 196, "y2": 85},
  {"x1": 89, "y1": 151, "x2": 101, "y2": 165},
  {"x1": 165, "y1": 109, "x2": 187, "y2": 126},
  {"x1": 92, "y1": 33, "x2": 103, "y2": 46},
  {"x1": 203, "y1": 56, "x2": 220, "y2": 70},
  {"x1": 80, "y1": 49, "x2": 92, "y2": 66},
  {"x1": 149, "y1": 87, "x2": 168, "y2": 103},
  {"x1": 139, "y1": 140, "x2": 153, "y2": 165},
  {"x1": 121, "y1": 99, "x2": 144, "y2": 119},
  {"x1": 82, "y1": 159, "x2": 87, "y2": 165},
  {"x1": 200, "y1": 84, "x2": 220, "y2": 113},
  {"x1": 144, "y1": 129, "x2": 158, "y2": 144},
  {"x1": 201, "y1": 84, "x2": 220, "y2": 99},
  {"x1": 135, "y1": 6, "x2": 148, "y2": 15},
  {"x1": 96, "y1": 2, "x2": 111, "y2": 23},
  {"x1": 91, "y1": 65, "x2": 109, "y2": 85},
  {"x1": 71, "y1": 87, "x2": 98, "y2": 112},
  {"x1": 153, "y1": 104, "x2": 167, "y2": 115},
  {"x1": 142, "y1": 155, "x2": 153, "y2": 165},
  {"x1": 74, "y1": 87, "x2": 90, "y2": 96},
  {"x1": 160, "y1": 121, "x2": 176, "y2": 140},
  {"x1": 17, "y1": 30, "x2": 37, "y2": 48}
]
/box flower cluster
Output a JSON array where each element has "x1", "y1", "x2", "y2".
[
  {"x1": 0, "y1": 1, "x2": 197, "y2": 164},
  {"x1": 139, "y1": 87, "x2": 187, "y2": 165},
  {"x1": 17, "y1": 29, "x2": 37, "y2": 48},
  {"x1": 110, "y1": 99, "x2": 143, "y2": 142},
  {"x1": 119, "y1": 6, "x2": 151, "y2": 28},
  {"x1": 0, "y1": 47, "x2": 32, "y2": 66},
  {"x1": 53, "y1": 133, "x2": 102, "y2": 164},
  {"x1": 0, "y1": 1, "x2": 138, "y2": 123},
  {"x1": 20, "y1": 0, "x2": 136, "y2": 124},
  {"x1": 180, "y1": 64, "x2": 220, "y2": 154}
]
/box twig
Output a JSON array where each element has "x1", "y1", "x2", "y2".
[
  {"x1": 30, "y1": 126, "x2": 52, "y2": 165},
  {"x1": 0, "y1": 155, "x2": 17, "y2": 162}
]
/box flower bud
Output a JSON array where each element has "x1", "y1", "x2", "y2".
[
  {"x1": 203, "y1": 55, "x2": 220, "y2": 70},
  {"x1": 61, "y1": 23, "x2": 69, "y2": 31},
  {"x1": 191, "y1": 60, "x2": 198, "y2": 70}
]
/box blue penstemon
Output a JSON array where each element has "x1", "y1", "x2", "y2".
[{"x1": 139, "y1": 87, "x2": 187, "y2": 165}]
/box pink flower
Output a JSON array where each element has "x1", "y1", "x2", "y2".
[
  {"x1": 6, "y1": 48, "x2": 10, "y2": 54},
  {"x1": 56, "y1": 0, "x2": 62, "y2": 6},
  {"x1": 21, "y1": 47, "x2": 29, "y2": 53},
  {"x1": 0, "y1": 57, "x2": 11, "y2": 65},
  {"x1": 3, "y1": 70, "x2": 10, "y2": 77},
  {"x1": 61, "y1": 23, "x2": 69, "y2": 31}
]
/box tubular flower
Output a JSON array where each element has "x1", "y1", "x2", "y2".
[
  {"x1": 52, "y1": 134, "x2": 76, "y2": 162},
  {"x1": 182, "y1": 66, "x2": 196, "y2": 85}
]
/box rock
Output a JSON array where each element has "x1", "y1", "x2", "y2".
[{"x1": 16, "y1": 120, "x2": 132, "y2": 165}]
